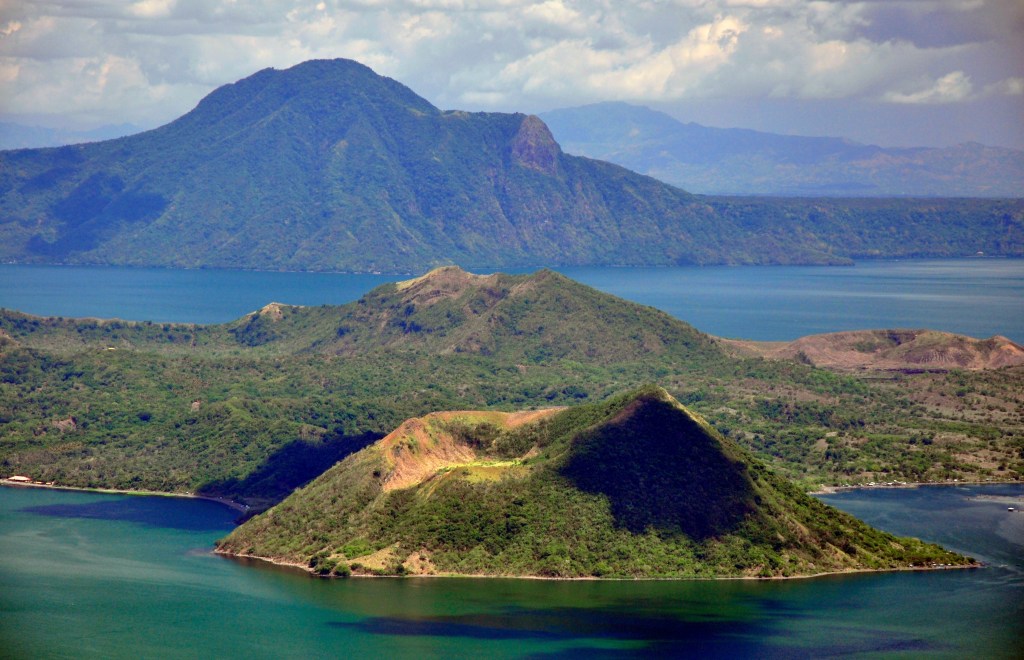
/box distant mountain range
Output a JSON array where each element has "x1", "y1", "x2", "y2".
[
  {"x1": 0, "y1": 59, "x2": 1020, "y2": 272},
  {"x1": 540, "y1": 102, "x2": 1024, "y2": 198},
  {"x1": 0, "y1": 122, "x2": 142, "y2": 150}
]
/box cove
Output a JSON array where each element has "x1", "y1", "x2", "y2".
[{"x1": 1, "y1": 483, "x2": 1020, "y2": 658}]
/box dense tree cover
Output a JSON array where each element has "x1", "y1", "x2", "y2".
[
  {"x1": 1, "y1": 268, "x2": 1021, "y2": 510},
  {"x1": 218, "y1": 388, "x2": 972, "y2": 578},
  {"x1": 0, "y1": 59, "x2": 1020, "y2": 272}
]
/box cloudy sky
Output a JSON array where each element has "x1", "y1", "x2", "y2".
[{"x1": 1, "y1": 0, "x2": 1022, "y2": 148}]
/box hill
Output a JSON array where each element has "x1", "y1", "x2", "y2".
[
  {"x1": 540, "y1": 102, "x2": 1024, "y2": 198},
  {"x1": 216, "y1": 387, "x2": 972, "y2": 578},
  {"x1": 1, "y1": 59, "x2": 1021, "y2": 271},
  {"x1": 2, "y1": 268, "x2": 1021, "y2": 506},
  {"x1": 0, "y1": 266, "x2": 718, "y2": 363},
  {"x1": 720, "y1": 330, "x2": 1024, "y2": 372},
  {"x1": 0, "y1": 267, "x2": 725, "y2": 507}
]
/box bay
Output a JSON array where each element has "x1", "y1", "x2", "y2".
[
  {"x1": 1, "y1": 484, "x2": 1021, "y2": 658},
  {"x1": 1, "y1": 259, "x2": 1022, "y2": 341}
]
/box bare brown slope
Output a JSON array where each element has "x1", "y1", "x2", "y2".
[
  {"x1": 378, "y1": 408, "x2": 562, "y2": 491},
  {"x1": 217, "y1": 387, "x2": 975, "y2": 579},
  {"x1": 721, "y1": 329, "x2": 1024, "y2": 371}
]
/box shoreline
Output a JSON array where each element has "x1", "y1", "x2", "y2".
[
  {"x1": 0, "y1": 479, "x2": 249, "y2": 513},
  {"x1": 214, "y1": 548, "x2": 980, "y2": 582},
  {"x1": 6, "y1": 478, "x2": 986, "y2": 582},
  {"x1": 809, "y1": 478, "x2": 1021, "y2": 496}
]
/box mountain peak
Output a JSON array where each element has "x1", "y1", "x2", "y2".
[
  {"x1": 394, "y1": 266, "x2": 498, "y2": 309},
  {"x1": 218, "y1": 385, "x2": 974, "y2": 578},
  {"x1": 560, "y1": 387, "x2": 755, "y2": 539},
  {"x1": 5, "y1": 60, "x2": 1020, "y2": 271},
  {"x1": 397, "y1": 265, "x2": 480, "y2": 289},
  {"x1": 253, "y1": 302, "x2": 291, "y2": 320},
  {"x1": 170, "y1": 56, "x2": 438, "y2": 143}
]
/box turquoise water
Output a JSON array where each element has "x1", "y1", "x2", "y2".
[
  {"x1": 1, "y1": 484, "x2": 1021, "y2": 658},
  {"x1": 1, "y1": 260, "x2": 1021, "y2": 654},
  {"x1": 1, "y1": 259, "x2": 1022, "y2": 341}
]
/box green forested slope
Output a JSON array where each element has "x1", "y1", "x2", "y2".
[
  {"x1": 0, "y1": 59, "x2": 1020, "y2": 271},
  {"x1": 217, "y1": 387, "x2": 972, "y2": 578},
  {"x1": 0, "y1": 267, "x2": 717, "y2": 362},
  {"x1": 2, "y1": 268, "x2": 1021, "y2": 508}
]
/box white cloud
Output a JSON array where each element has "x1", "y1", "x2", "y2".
[
  {"x1": 983, "y1": 77, "x2": 1024, "y2": 97},
  {"x1": 1, "y1": 53, "x2": 185, "y2": 127},
  {"x1": 0, "y1": 0, "x2": 1018, "y2": 146},
  {"x1": 521, "y1": 0, "x2": 583, "y2": 30},
  {"x1": 883, "y1": 70, "x2": 974, "y2": 104},
  {"x1": 128, "y1": 0, "x2": 177, "y2": 19}
]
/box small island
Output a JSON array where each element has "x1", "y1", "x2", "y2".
[{"x1": 217, "y1": 387, "x2": 973, "y2": 579}]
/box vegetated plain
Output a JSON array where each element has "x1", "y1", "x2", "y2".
[
  {"x1": 2, "y1": 268, "x2": 1021, "y2": 515},
  {"x1": 216, "y1": 386, "x2": 973, "y2": 579},
  {"x1": 0, "y1": 59, "x2": 1021, "y2": 273}
]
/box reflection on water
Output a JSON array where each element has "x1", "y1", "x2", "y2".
[{"x1": 22, "y1": 496, "x2": 237, "y2": 532}]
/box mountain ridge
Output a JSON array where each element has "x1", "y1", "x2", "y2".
[
  {"x1": 540, "y1": 102, "x2": 1024, "y2": 197},
  {"x1": 719, "y1": 329, "x2": 1024, "y2": 372},
  {"x1": 1, "y1": 59, "x2": 1021, "y2": 271}
]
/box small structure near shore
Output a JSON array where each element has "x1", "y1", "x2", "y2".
[{"x1": 6, "y1": 475, "x2": 32, "y2": 483}]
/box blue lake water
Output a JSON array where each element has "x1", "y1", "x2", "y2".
[
  {"x1": 1, "y1": 484, "x2": 1021, "y2": 658},
  {"x1": 1, "y1": 259, "x2": 1022, "y2": 341},
  {"x1": 1, "y1": 258, "x2": 1022, "y2": 654}
]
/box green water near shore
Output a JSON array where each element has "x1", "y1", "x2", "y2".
[{"x1": 1, "y1": 484, "x2": 1021, "y2": 658}]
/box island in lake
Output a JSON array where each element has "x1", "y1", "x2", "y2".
[
  {"x1": 6, "y1": 256, "x2": 1024, "y2": 585},
  {"x1": 217, "y1": 386, "x2": 974, "y2": 578},
  {"x1": 2, "y1": 266, "x2": 1021, "y2": 513}
]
